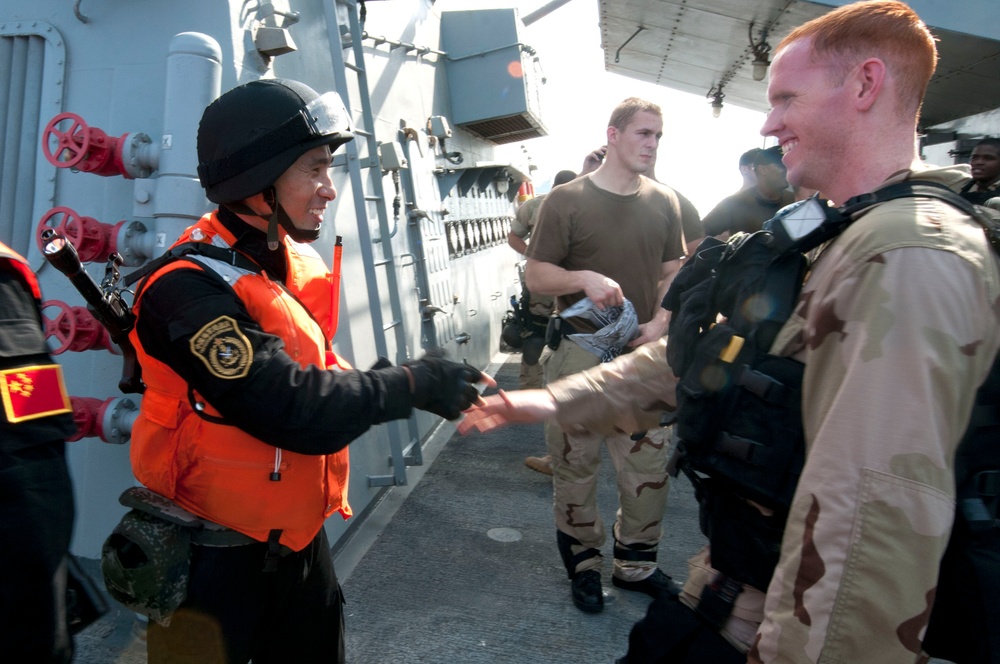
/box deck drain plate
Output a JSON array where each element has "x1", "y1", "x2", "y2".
[{"x1": 487, "y1": 527, "x2": 522, "y2": 542}]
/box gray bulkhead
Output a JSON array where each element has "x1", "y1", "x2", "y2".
[{"x1": 0, "y1": 0, "x2": 538, "y2": 558}]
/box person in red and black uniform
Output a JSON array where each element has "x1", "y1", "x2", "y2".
[
  {"x1": 128, "y1": 79, "x2": 488, "y2": 664},
  {"x1": 0, "y1": 242, "x2": 77, "y2": 663}
]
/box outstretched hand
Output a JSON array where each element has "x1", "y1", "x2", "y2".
[
  {"x1": 405, "y1": 354, "x2": 497, "y2": 420},
  {"x1": 458, "y1": 389, "x2": 558, "y2": 435}
]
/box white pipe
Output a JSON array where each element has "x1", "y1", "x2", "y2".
[{"x1": 151, "y1": 32, "x2": 221, "y2": 223}]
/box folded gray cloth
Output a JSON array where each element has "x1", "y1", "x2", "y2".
[{"x1": 560, "y1": 297, "x2": 639, "y2": 362}]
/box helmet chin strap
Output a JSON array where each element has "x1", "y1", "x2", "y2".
[
  {"x1": 226, "y1": 188, "x2": 320, "y2": 250},
  {"x1": 280, "y1": 209, "x2": 321, "y2": 245}
]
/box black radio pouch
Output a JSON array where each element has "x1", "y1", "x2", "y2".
[{"x1": 545, "y1": 314, "x2": 563, "y2": 350}]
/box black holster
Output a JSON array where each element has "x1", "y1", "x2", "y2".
[
  {"x1": 545, "y1": 314, "x2": 563, "y2": 350},
  {"x1": 545, "y1": 315, "x2": 577, "y2": 351}
]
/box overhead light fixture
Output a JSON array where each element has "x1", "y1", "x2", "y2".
[
  {"x1": 749, "y1": 21, "x2": 772, "y2": 82},
  {"x1": 494, "y1": 171, "x2": 511, "y2": 195},
  {"x1": 707, "y1": 86, "x2": 725, "y2": 118}
]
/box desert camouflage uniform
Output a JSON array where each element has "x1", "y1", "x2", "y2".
[
  {"x1": 544, "y1": 165, "x2": 1000, "y2": 662},
  {"x1": 541, "y1": 340, "x2": 672, "y2": 580}
]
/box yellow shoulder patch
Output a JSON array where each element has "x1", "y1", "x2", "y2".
[{"x1": 190, "y1": 316, "x2": 252, "y2": 380}]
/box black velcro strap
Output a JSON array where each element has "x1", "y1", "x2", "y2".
[
  {"x1": 695, "y1": 574, "x2": 743, "y2": 630},
  {"x1": 262, "y1": 529, "x2": 283, "y2": 573},
  {"x1": 717, "y1": 431, "x2": 764, "y2": 466},
  {"x1": 123, "y1": 253, "x2": 173, "y2": 288},
  {"x1": 184, "y1": 243, "x2": 264, "y2": 273},
  {"x1": 190, "y1": 527, "x2": 258, "y2": 547},
  {"x1": 864, "y1": 181, "x2": 1000, "y2": 253},
  {"x1": 558, "y1": 527, "x2": 602, "y2": 577},
  {"x1": 975, "y1": 470, "x2": 1000, "y2": 498},
  {"x1": 614, "y1": 542, "x2": 657, "y2": 563},
  {"x1": 960, "y1": 473, "x2": 1000, "y2": 532},
  {"x1": 961, "y1": 498, "x2": 993, "y2": 523},
  {"x1": 967, "y1": 403, "x2": 1000, "y2": 430},
  {"x1": 735, "y1": 365, "x2": 794, "y2": 406},
  {"x1": 569, "y1": 549, "x2": 600, "y2": 570},
  {"x1": 546, "y1": 316, "x2": 577, "y2": 338}
]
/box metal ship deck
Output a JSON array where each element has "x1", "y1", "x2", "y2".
[{"x1": 73, "y1": 353, "x2": 708, "y2": 664}]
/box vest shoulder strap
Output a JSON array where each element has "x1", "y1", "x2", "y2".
[
  {"x1": 860, "y1": 180, "x2": 1000, "y2": 255},
  {"x1": 124, "y1": 242, "x2": 265, "y2": 289}
]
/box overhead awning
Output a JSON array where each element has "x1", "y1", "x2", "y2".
[{"x1": 598, "y1": 0, "x2": 1000, "y2": 130}]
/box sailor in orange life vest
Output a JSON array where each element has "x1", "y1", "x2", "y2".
[{"x1": 127, "y1": 78, "x2": 492, "y2": 663}]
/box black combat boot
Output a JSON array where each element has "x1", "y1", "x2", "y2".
[{"x1": 557, "y1": 530, "x2": 604, "y2": 613}]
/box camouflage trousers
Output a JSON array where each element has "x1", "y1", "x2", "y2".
[
  {"x1": 519, "y1": 359, "x2": 544, "y2": 389},
  {"x1": 541, "y1": 340, "x2": 671, "y2": 580}
]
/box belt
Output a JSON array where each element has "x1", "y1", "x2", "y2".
[{"x1": 118, "y1": 485, "x2": 286, "y2": 550}]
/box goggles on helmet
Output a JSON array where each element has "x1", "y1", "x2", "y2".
[{"x1": 304, "y1": 92, "x2": 353, "y2": 138}]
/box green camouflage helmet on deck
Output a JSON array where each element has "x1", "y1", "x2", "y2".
[{"x1": 100, "y1": 509, "x2": 192, "y2": 626}]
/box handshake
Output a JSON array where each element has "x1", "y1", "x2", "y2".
[{"x1": 401, "y1": 351, "x2": 494, "y2": 420}]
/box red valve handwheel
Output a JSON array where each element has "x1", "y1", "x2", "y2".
[
  {"x1": 36, "y1": 207, "x2": 85, "y2": 255},
  {"x1": 42, "y1": 112, "x2": 92, "y2": 168},
  {"x1": 41, "y1": 300, "x2": 77, "y2": 355}
]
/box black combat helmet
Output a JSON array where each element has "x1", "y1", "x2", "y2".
[{"x1": 197, "y1": 78, "x2": 354, "y2": 205}]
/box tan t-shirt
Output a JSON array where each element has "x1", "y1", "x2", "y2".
[
  {"x1": 526, "y1": 174, "x2": 685, "y2": 332},
  {"x1": 510, "y1": 195, "x2": 545, "y2": 239}
]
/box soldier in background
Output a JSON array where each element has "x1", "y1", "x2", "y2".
[
  {"x1": 701, "y1": 146, "x2": 794, "y2": 239},
  {"x1": 738, "y1": 147, "x2": 762, "y2": 190},
  {"x1": 508, "y1": 168, "x2": 577, "y2": 476},
  {"x1": 961, "y1": 136, "x2": 1000, "y2": 204},
  {"x1": 515, "y1": 149, "x2": 702, "y2": 478},
  {"x1": 525, "y1": 97, "x2": 688, "y2": 613}
]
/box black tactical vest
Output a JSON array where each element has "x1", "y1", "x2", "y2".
[{"x1": 664, "y1": 182, "x2": 1000, "y2": 661}]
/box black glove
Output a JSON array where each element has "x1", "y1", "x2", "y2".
[{"x1": 404, "y1": 351, "x2": 483, "y2": 420}]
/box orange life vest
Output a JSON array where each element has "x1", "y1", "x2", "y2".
[{"x1": 128, "y1": 212, "x2": 352, "y2": 552}]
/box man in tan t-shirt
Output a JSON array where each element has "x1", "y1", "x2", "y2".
[
  {"x1": 525, "y1": 97, "x2": 687, "y2": 613},
  {"x1": 507, "y1": 169, "x2": 577, "y2": 396}
]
